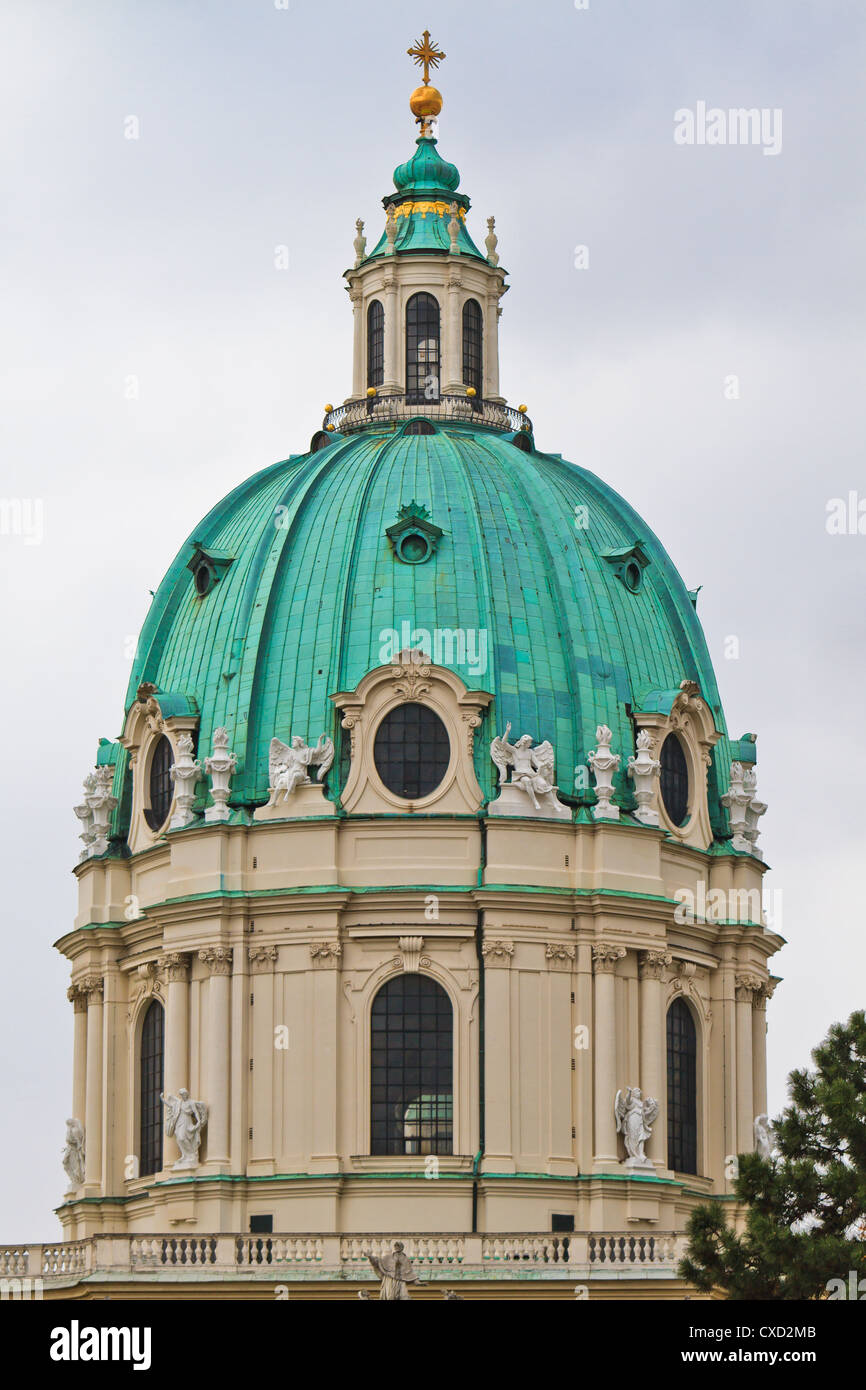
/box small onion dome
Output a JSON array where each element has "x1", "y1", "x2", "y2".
[
  {"x1": 366, "y1": 386, "x2": 377, "y2": 398},
  {"x1": 324, "y1": 403, "x2": 333, "y2": 413},
  {"x1": 466, "y1": 386, "x2": 477, "y2": 397},
  {"x1": 518, "y1": 404, "x2": 528, "y2": 413},
  {"x1": 410, "y1": 83, "x2": 443, "y2": 119},
  {"x1": 393, "y1": 136, "x2": 460, "y2": 195}
]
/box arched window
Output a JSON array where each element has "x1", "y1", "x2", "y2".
[
  {"x1": 144, "y1": 735, "x2": 174, "y2": 831},
  {"x1": 370, "y1": 975, "x2": 453, "y2": 1155},
  {"x1": 139, "y1": 1000, "x2": 164, "y2": 1176},
  {"x1": 367, "y1": 299, "x2": 384, "y2": 389},
  {"x1": 667, "y1": 998, "x2": 697, "y2": 1174},
  {"x1": 405, "y1": 293, "x2": 440, "y2": 404},
  {"x1": 462, "y1": 298, "x2": 483, "y2": 399}
]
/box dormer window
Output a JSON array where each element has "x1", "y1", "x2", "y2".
[
  {"x1": 186, "y1": 544, "x2": 233, "y2": 598},
  {"x1": 406, "y1": 293, "x2": 440, "y2": 404}
]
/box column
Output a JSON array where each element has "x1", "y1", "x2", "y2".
[
  {"x1": 592, "y1": 943, "x2": 625, "y2": 1170},
  {"x1": 382, "y1": 269, "x2": 400, "y2": 393},
  {"x1": 308, "y1": 944, "x2": 342, "y2": 1172},
  {"x1": 751, "y1": 980, "x2": 773, "y2": 1120},
  {"x1": 83, "y1": 975, "x2": 104, "y2": 1192},
  {"x1": 349, "y1": 286, "x2": 364, "y2": 399},
  {"x1": 443, "y1": 269, "x2": 463, "y2": 393},
  {"x1": 639, "y1": 950, "x2": 671, "y2": 1167},
  {"x1": 248, "y1": 945, "x2": 277, "y2": 1173},
  {"x1": 229, "y1": 943, "x2": 249, "y2": 1173},
  {"x1": 199, "y1": 947, "x2": 232, "y2": 1168},
  {"x1": 546, "y1": 945, "x2": 578, "y2": 1175},
  {"x1": 484, "y1": 295, "x2": 504, "y2": 401},
  {"x1": 68, "y1": 984, "x2": 88, "y2": 1135},
  {"x1": 735, "y1": 973, "x2": 760, "y2": 1152},
  {"x1": 159, "y1": 952, "x2": 190, "y2": 1168},
  {"x1": 480, "y1": 938, "x2": 515, "y2": 1173}
]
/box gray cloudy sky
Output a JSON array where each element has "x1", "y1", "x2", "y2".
[{"x1": 1, "y1": 1, "x2": 863, "y2": 1240}]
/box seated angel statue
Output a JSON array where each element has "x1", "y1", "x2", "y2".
[
  {"x1": 267, "y1": 734, "x2": 334, "y2": 806},
  {"x1": 491, "y1": 722, "x2": 558, "y2": 812}
]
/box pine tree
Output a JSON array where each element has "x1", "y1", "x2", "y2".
[{"x1": 679, "y1": 1010, "x2": 866, "y2": 1299}]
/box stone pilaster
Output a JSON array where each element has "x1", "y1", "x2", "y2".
[
  {"x1": 198, "y1": 948, "x2": 232, "y2": 1168},
  {"x1": 639, "y1": 950, "x2": 671, "y2": 1167},
  {"x1": 592, "y1": 943, "x2": 625, "y2": 1169},
  {"x1": 159, "y1": 952, "x2": 190, "y2": 1168},
  {"x1": 82, "y1": 975, "x2": 104, "y2": 1192}
]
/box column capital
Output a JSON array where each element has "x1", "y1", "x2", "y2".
[
  {"x1": 248, "y1": 944, "x2": 279, "y2": 974},
  {"x1": 592, "y1": 942, "x2": 625, "y2": 975},
  {"x1": 309, "y1": 942, "x2": 342, "y2": 970},
  {"x1": 198, "y1": 947, "x2": 233, "y2": 976},
  {"x1": 67, "y1": 983, "x2": 89, "y2": 1013},
  {"x1": 639, "y1": 949, "x2": 672, "y2": 981},
  {"x1": 80, "y1": 974, "x2": 104, "y2": 1001},
  {"x1": 545, "y1": 942, "x2": 576, "y2": 971},
  {"x1": 735, "y1": 972, "x2": 764, "y2": 1004},
  {"x1": 481, "y1": 939, "x2": 514, "y2": 969},
  {"x1": 158, "y1": 951, "x2": 191, "y2": 983}
]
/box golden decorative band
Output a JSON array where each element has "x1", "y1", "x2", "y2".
[{"x1": 392, "y1": 201, "x2": 466, "y2": 221}]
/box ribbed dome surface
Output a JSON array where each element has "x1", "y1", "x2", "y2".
[{"x1": 124, "y1": 422, "x2": 732, "y2": 825}]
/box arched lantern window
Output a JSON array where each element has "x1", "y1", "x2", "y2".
[
  {"x1": 462, "y1": 298, "x2": 483, "y2": 400},
  {"x1": 405, "y1": 293, "x2": 440, "y2": 404},
  {"x1": 139, "y1": 1000, "x2": 165, "y2": 1176},
  {"x1": 370, "y1": 975, "x2": 453, "y2": 1155},
  {"x1": 367, "y1": 299, "x2": 384, "y2": 389},
  {"x1": 667, "y1": 998, "x2": 698, "y2": 1174}
]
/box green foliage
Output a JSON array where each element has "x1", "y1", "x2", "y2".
[{"x1": 680, "y1": 1010, "x2": 866, "y2": 1299}]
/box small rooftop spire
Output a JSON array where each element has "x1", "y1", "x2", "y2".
[{"x1": 407, "y1": 29, "x2": 445, "y2": 136}]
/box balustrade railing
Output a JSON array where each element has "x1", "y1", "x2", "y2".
[
  {"x1": 322, "y1": 393, "x2": 532, "y2": 436},
  {"x1": 4, "y1": 1231, "x2": 684, "y2": 1283}
]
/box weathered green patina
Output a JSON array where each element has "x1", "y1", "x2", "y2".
[{"x1": 113, "y1": 419, "x2": 732, "y2": 831}]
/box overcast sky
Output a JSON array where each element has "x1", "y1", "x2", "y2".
[{"x1": 1, "y1": 1, "x2": 863, "y2": 1240}]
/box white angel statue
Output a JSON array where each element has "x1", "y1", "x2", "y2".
[
  {"x1": 161, "y1": 1088, "x2": 208, "y2": 1170},
  {"x1": 490, "y1": 722, "x2": 558, "y2": 813},
  {"x1": 62, "y1": 1118, "x2": 85, "y2": 1186},
  {"x1": 266, "y1": 733, "x2": 334, "y2": 806},
  {"x1": 754, "y1": 1113, "x2": 776, "y2": 1160},
  {"x1": 615, "y1": 1086, "x2": 659, "y2": 1168}
]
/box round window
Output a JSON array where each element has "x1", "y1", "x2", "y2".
[
  {"x1": 396, "y1": 531, "x2": 432, "y2": 565},
  {"x1": 144, "y1": 735, "x2": 174, "y2": 831},
  {"x1": 373, "y1": 703, "x2": 450, "y2": 800},
  {"x1": 659, "y1": 733, "x2": 689, "y2": 827},
  {"x1": 624, "y1": 561, "x2": 642, "y2": 592},
  {"x1": 194, "y1": 562, "x2": 214, "y2": 596}
]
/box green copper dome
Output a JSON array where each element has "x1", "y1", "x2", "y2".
[
  {"x1": 392, "y1": 136, "x2": 460, "y2": 196},
  {"x1": 365, "y1": 136, "x2": 488, "y2": 262},
  {"x1": 119, "y1": 421, "x2": 733, "y2": 832}
]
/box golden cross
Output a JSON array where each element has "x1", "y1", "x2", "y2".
[{"x1": 407, "y1": 29, "x2": 445, "y2": 86}]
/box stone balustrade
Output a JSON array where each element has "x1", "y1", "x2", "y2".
[{"x1": 1, "y1": 1231, "x2": 685, "y2": 1287}]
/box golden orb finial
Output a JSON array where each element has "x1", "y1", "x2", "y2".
[{"x1": 407, "y1": 29, "x2": 445, "y2": 134}]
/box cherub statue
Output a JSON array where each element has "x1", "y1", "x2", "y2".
[
  {"x1": 160, "y1": 1088, "x2": 208, "y2": 1170},
  {"x1": 615, "y1": 1086, "x2": 659, "y2": 1168},
  {"x1": 365, "y1": 1242, "x2": 418, "y2": 1301},
  {"x1": 62, "y1": 1118, "x2": 85, "y2": 1186},
  {"x1": 266, "y1": 734, "x2": 335, "y2": 806},
  {"x1": 754, "y1": 1113, "x2": 775, "y2": 1160},
  {"x1": 491, "y1": 723, "x2": 558, "y2": 813}
]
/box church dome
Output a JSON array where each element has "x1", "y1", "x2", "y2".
[{"x1": 123, "y1": 418, "x2": 732, "y2": 829}]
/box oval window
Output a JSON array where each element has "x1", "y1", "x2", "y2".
[
  {"x1": 397, "y1": 531, "x2": 431, "y2": 564},
  {"x1": 373, "y1": 703, "x2": 450, "y2": 800},
  {"x1": 624, "y1": 561, "x2": 642, "y2": 592},
  {"x1": 659, "y1": 733, "x2": 689, "y2": 827},
  {"x1": 144, "y1": 735, "x2": 174, "y2": 831}
]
